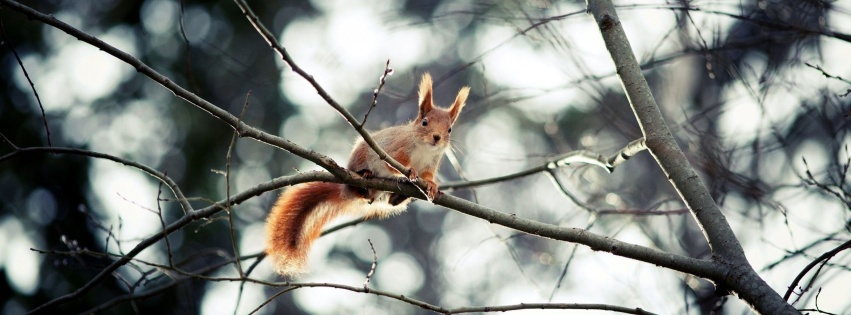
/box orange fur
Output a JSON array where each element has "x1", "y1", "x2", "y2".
[
  {"x1": 265, "y1": 182, "x2": 351, "y2": 275},
  {"x1": 265, "y1": 72, "x2": 469, "y2": 275},
  {"x1": 388, "y1": 149, "x2": 412, "y2": 175}
]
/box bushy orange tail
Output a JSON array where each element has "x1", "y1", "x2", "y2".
[{"x1": 265, "y1": 182, "x2": 354, "y2": 275}]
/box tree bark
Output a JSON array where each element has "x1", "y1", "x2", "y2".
[{"x1": 585, "y1": 0, "x2": 799, "y2": 313}]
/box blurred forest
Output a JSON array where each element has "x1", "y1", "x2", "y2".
[{"x1": 1, "y1": 0, "x2": 850, "y2": 314}]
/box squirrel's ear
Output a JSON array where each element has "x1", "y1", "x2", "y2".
[
  {"x1": 449, "y1": 86, "x2": 470, "y2": 124},
  {"x1": 418, "y1": 72, "x2": 433, "y2": 118}
]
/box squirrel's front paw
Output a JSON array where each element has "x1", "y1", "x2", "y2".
[
  {"x1": 424, "y1": 180, "x2": 438, "y2": 200},
  {"x1": 356, "y1": 169, "x2": 375, "y2": 179},
  {"x1": 407, "y1": 168, "x2": 419, "y2": 181}
]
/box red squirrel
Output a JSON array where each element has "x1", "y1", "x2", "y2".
[{"x1": 265, "y1": 73, "x2": 469, "y2": 275}]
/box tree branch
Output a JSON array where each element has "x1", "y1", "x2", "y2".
[
  {"x1": 257, "y1": 282, "x2": 659, "y2": 315},
  {"x1": 442, "y1": 138, "x2": 646, "y2": 190},
  {"x1": 362, "y1": 59, "x2": 393, "y2": 127},
  {"x1": 9, "y1": 144, "x2": 718, "y2": 313},
  {"x1": 0, "y1": 14, "x2": 50, "y2": 146},
  {"x1": 444, "y1": 302, "x2": 657, "y2": 315},
  {"x1": 783, "y1": 239, "x2": 851, "y2": 302},
  {"x1": 585, "y1": 0, "x2": 797, "y2": 313},
  {"x1": 0, "y1": 146, "x2": 192, "y2": 214},
  {"x1": 230, "y1": 0, "x2": 413, "y2": 179},
  {"x1": 2, "y1": 1, "x2": 807, "y2": 313},
  {"x1": 0, "y1": 0, "x2": 353, "y2": 181},
  {"x1": 19, "y1": 169, "x2": 329, "y2": 313}
]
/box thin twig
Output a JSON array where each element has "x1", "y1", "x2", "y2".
[
  {"x1": 0, "y1": 146, "x2": 192, "y2": 214},
  {"x1": 596, "y1": 208, "x2": 689, "y2": 216},
  {"x1": 654, "y1": 6, "x2": 851, "y2": 44},
  {"x1": 444, "y1": 149, "x2": 479, "y2": 202},
  {"x1": 783, "y1": 238, "x2": 851, "y2": 302},
  {"x1": 361, "y1": 59, "x2": 393, "y2": 127},
  {"x1": 547, "y1": 207, "x2": 599, "y2": 302},
  {"x1": 111, "y1": 273, "x2": 139, "y2": 313},
  {"x1": 115, "y1": 192, "x2": 158, "y2": 214},
  {"x1": 363, "y1": 239, "x2": 377, "y2": 291},
  {"x1": 227, "y1": 92, "x2": 251, "y2": 314},
  {"x1": 79, "y1": 251, "x2": 266, "y2": 314},
  {"x1": 803, "y1": 62, "x2": 851, "y2": 85},
  {"x1": 442, "y1": 138, "x2": 647, "y2": 190},
  {"x1": 235, "y1": 253, "x2": 265, "y2": 315},
  {"x1": 803, "y1": 62, "x2": 851, "y2": 97},
  {"x1": 177, "y1": 0, "x2": 201, "y2": 93},
  {"x1": 225, "y1": 91, "x2": 252, "y2": 279},
  {"x1": 0, "y1": 132, "x2": 18, "y2": 150},
  {"x1": 434, "y1": 9, "x2": 588, "y2": 90},
  {"x1": 811, "y1": 288, "x2": 839, "y2": 315},
  {"x1": 548, "y1": 243, "x2": 582, "y2": 301},
  {"x1": 763, "y1": 233, "x2": 844, "y2": 271},
  {"x1": 545, "y1": 169, "x2": 597, "y2": 212},
  {"x1": 0, "y1": 14, "x2": 51, "y2": 146},
  {"x1": 683, "y1": 7, "x2": 715, "y2": 79},
  {"x1": 321, "y1": 218, "x2": 368, "y2": 236},
  {"x1": 248, "y1": 287, "x2": 298, "y2": 315},
  {"x1": 156, "y1": 175, "x2": 175, "y2": 268}
]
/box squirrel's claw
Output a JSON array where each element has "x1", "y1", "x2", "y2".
[
  {"x1": 424, "y1": 180, "x2": 438, "y2": 201},
  {"x1": 407, "y1": 168, "x2": 419, "y2": 181},
  {"x1": 356, "y1": 169, "x2": 374, "y2": 179},
  {"x1": 405, "y1": 168, "x2": 437, "y2": 200}
]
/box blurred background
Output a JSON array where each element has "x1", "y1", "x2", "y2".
[{"x1": 1, "y1": 0, "x2": 850, "y2": 314}]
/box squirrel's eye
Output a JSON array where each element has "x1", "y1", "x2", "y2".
[
  {"x1": 421, "y1": 118, "x2": 428, "y2": 126},
  {"x1": 448, "y1": 127, "x2": 452, "y2": 133}
]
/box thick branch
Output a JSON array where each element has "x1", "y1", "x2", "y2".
[
  {"x1": 586, "y1": 0, "x2": 743, "y2": 260},
  {"x1": 585, "y1": 1, "x2": 797, "y2": 313},
  {"x1": 432, "y1": 188, "x2": 719, "y2": 279}
]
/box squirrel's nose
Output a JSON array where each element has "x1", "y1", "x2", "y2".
[{"x1": 433, "y1": 134, "x2": 441, "y2": 142}]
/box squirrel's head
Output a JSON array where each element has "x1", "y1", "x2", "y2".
[{"x1": 414, "y1": 72, "x2": 469, "y2": 149}]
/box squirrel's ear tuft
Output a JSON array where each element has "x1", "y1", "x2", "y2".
[
  {"x1": 449, "y1": 86, "x2": 469, "y2": 124},
  {"x1": 418, "y1": 72, "x2": 433, "y2": 118}
]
